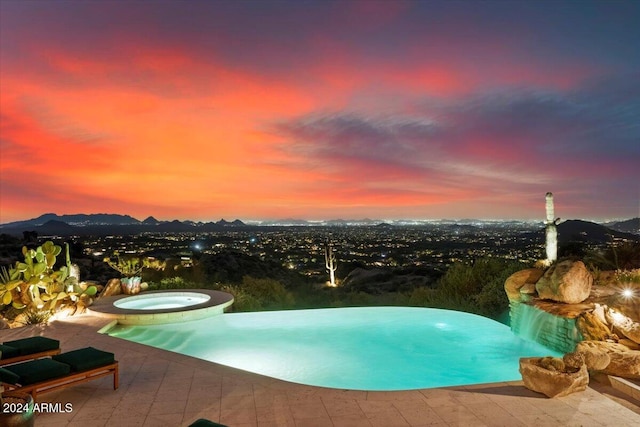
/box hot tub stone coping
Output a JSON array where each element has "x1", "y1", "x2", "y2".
[
  {"x1": 87, "y1": 289, "x2": 234, "y2": 324},
  {"x1": 114, "y1": 291, "x2": 212, "y2": 309}
]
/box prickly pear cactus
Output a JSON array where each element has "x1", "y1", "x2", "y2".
[{"x1": 1, "y1": 241, "x2": 94, "y2": 314}]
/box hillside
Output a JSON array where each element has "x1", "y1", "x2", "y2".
[
  {"x1": 605, "y1": 217, "x2": 640, "y2": 235},
  {"x1": 522, "y1": 219, "x2": 639, "y2": 246}
]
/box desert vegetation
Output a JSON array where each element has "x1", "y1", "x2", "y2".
[{"x1": 2, "y1": 233, "x2": 638, "y2": 325}]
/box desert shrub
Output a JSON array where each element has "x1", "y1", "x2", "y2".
[
  {"x1": 290, "y1": 284, "x2": 333, "y2": 309},
  {"x1": 586, "y1": 242, "x2": 640, "y2": 270},
  {"x1": 238, "y1": 276, "x2": 295, "y2": 309},
  {"x1": 408, "y1": 286, "x2": 435, "y2": 306},
  {"x1": 331, "y1": 291, "x2": 372, "y2": 307},
  {"x1": 616, "y1": 270, "x2": 640, "y2": 284},
  {"x1": 218, "y1": 284, "x2": 263, "y2": 312},
  {"x1": 196, "y1": 251, "x2": 307, "y2": 288},
  {"x1": 216, "y1": 276, "x2": 295, "y2": 311},
  {"x1": 409, "y1": 257, "x2": 523, "y2": 319},
  {"x1": 148, "y1": 276, "x2": 204, "y2": 291}
]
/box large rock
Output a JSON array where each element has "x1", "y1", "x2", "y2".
[
  {"x1": 100, "y1": 278, "x2": 122, "y2": 298},
  {"x1": 600, "y1": 348, "x2": 640, "y2": 379},
  {"x1": 605, "y1": 307, "x2": 640, "y2": 345},
  {"x1": 535, "y1": 260, "x2": 593, "y2": 304},
  {"x1": 504, "y1": 268, "x2": 544, "y2": 303},
  {"x1": 519, "y1": 357, "x2": 589, "y2": 398},
  {"x1": 562, "y1": 352, "x2": 585, "y2": 369},
  {"x1": 619, "y1": 338, "x2": 640, "y2": 351},
  {"x1": 575, "y1": 340, "x2": 640, "y2": 379},
  {"x1": 573, "y1": 341, "x2": 612, "y2": 370},
  {"x1": 576, "y1": 311, "x2": 612, "y2": 341}
]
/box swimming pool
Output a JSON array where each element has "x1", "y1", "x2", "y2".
[{"x1": 106, "y1": 306, "x2": 559, "y2": 390}]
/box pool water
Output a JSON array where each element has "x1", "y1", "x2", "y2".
[
  {"x1": 113, "y1": 292, "x2": 210, "y2": 310},
  {"x1": 107, "y1": 306, "x2": 559, "y2": 390}
]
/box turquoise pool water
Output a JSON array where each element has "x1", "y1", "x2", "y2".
[
  {"x1": 107, "y1": 306, "x2": 559, "y2": 390},
  {"x1": 114, "y1": 292, "x2": 210, "y2": 310}
]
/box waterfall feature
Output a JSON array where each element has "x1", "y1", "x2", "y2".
[{"x1": 510, "y1": 303, "x2": 582, "y2": 354}]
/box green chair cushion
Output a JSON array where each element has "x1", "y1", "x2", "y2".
[
  {"x1": 3, "y1": 336, "x2": 60, "y2": 355},
  {"x1": 0, "y1": 367, "x2": 20, "y2": 384},
  {"x1": 0, "y1": 344, "x2": 20, "y2": 359},
  {"x1": 4, "y1": 358, "x2": 70, "y2": 385},
  {"x1": 188, "y1": 419, "x2": 228, "y2": 427},
  {"x1": 52, "y1": 347, "x2": 115, "y2": 372}
]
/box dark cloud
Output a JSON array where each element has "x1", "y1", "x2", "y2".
[
  {"x1": 442, "y1": 74, "x2": 640, "y2": 161},
  {"x1": 272, "y1": 72, "x2": 640, "y2": 190},
  {"x1": 275, "y1": 113, "x2": 440, "y2": 162}
]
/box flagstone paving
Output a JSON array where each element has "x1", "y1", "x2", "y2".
[{"x1": 1, "y1": 314, "x2": 639, "y2": 426}]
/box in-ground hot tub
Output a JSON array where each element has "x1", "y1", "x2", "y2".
[
  {"x1": 89, "y1": 289, "x2": 233, "y2": 325},
  {"x1": 114, "y1": 292, "x2": 211, "y2": 310}
]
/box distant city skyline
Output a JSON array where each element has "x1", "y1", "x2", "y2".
[{"x1": 1, "y1": 1, "x2": 639, "y2": 223}]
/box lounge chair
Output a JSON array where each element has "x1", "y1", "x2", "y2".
[
  {"x1": 0, "y1": 346, "x2": 118, "y2": 399},
  {"x1": 0, "y1": 336, "x2": 61, "y2": 366}
]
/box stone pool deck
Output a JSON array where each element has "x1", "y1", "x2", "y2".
[{"x1": 1, "y1": 313, "x2": 639, "y2": 427}]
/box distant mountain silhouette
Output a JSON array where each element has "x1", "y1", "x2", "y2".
[
  {"x1": 558, "y1": 219, "x2": 638, "y2": 242},
  {"x1": 0, "y1": 213, "x2": 247, "y2": 236},
  {"x1": 604, "y1": 217, "x2": 639, "y2": 235},
  {"x1": 1, "y1": 213, "x2": 140, "y2": 228},
  {"x1": 142, "y1": 216, "x2": 161, "y2": 225},
  {"x1": 1, "y1": 213, "x2": 638, "y2": 240},
  {"x1": 523, "y1": 219, "x2": 639, "y2": 244}
]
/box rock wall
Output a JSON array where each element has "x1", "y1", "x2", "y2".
[{"x1": 510, "y1": 302, "x2": 582, "y2": 354}]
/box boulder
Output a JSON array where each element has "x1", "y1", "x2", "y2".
[
  {"x1": 504, "y1": 268, "x2": 544, "y2": 303},
  {"x1": 618, "y1": 338, "x2": 640, "y2": 351},
  {"x1": 519, "y1": 357, "x2": 589, "y2": 398},
  {"x1": 562, "y1": 352, "x2": 585, "y2": 369},
  {"x1": 605, "y1": 308, "x2": 640, "y2": 345},
  {"x1": 601, "y1": 348, "x2": 640, "y2": 379},
  {"x1": 573, "y1": 341, "x2": 612, "y2": 370},
  {"x1": 535, "y1": 260, "x2": 593, "y2": 304},
  {"x1": 575, "y1": 340, "x2": 640, "y2": 379},
  {"x1": 520, "y1": 282, "x2": 537, "y2": 295},
  {"x1": 576, "y1": 311, "x2": 612, "y2": 341},
  {"x1": 100, "y1": 278, "x2": 122, "y2": 298},
  {"x1": 592, "y1": 304, "x2": 608, "y2": 325}
]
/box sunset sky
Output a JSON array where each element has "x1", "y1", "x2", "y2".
[{"x1": 1, "y1": 0, "x2": 638, "y2": 223}]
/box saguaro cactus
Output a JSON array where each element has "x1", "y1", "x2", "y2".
[
  {"x1": 545, "y1": 192, "x2": 559, "y2": 264},
  {"x1": 324, "y1": 240, "x2": 338, "y2": 287}
]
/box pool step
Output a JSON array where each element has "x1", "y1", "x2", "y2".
[
  {"x1": 608, "y1": 376, "x2": 640, "y2": 403},
  {"x1": 132, "y1": 329, "x2": 191, "y2": 351}
]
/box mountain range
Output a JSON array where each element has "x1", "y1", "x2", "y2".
[
  {"x1": 0, "y1": 213, "x2": 248, "y2": 236},
  {"x1": 0, "y1": 213, "x2": 638, "y2": 239}
]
